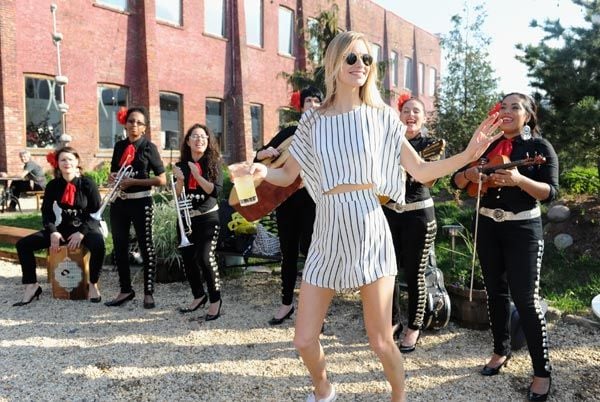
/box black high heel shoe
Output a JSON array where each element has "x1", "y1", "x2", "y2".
[
  {"x1": 143, "y1": 295, "x2": 156, "y2": 309},
  {"x1": 528, "y1": 376, "x2": 551, "y2": 401},
  {"x1": 268, "y1": 306, "x2": 295, "y2": 325},
  {"x1": 104, "y1": 291, "x2": 135, "y2": 307},
  {"x1": 179, "y1": 295, "x2": 208, "y2": 314},
  {"x1": 88, "y1": 284, "x2": 102, "y2": 303},
  {"x1": 480, "y1": 354, "x2": 512, "y2": 376},
  {"x1": 205, "y1": 299, "x2": 222, "y2": 321},
  {"x1": 13, "y1": 286, "x2": 42, "y2": 307},
  {"x1": 399, "y1": 330, "x2": 421, "y2": 354}
]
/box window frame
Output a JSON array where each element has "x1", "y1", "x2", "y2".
[
  {"x1": 390, "y1": 51, "x2": 399, "y2": 87},
  {"x1": 205, "y1": 98, "x2": 227, "y2": 153},
  {"x1": 245, "y1": 0, "x2": 263, "y2": 48},
  {"x1": 95, "y1": 0, "x2": 128, "y2": 11},
  {"x1": 403, "y1": 57, "x2": 414, "y2": 92},
  {"x1": 24, "y1": 74, "x2": 64, "y2": 149},
  {"x1": 97, "y1": 84, "x2": 129, "y2": 150},
  {"x1": 204, "y1": 0, "x2": 226, "y2": 38},
  {"x1": 418, "y1": 62, "x2": 425, "y2": 95},
  {"x1": 278, "y1": 6, "x2": 294, "y2": 56},
  {"x1": 428, "y1": 67, "x2": 437, "y2": 96},
  {"x1": 159, "y1": 91, "x2": 183, "y2": 151},
  {"x1": 155, "y1": 0, "x2": 182, "y2": 26},
  {"x1": 250, "y1": 103, "x2": 264, "y2": 151}
]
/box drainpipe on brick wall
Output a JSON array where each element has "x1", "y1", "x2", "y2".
[{"x1": 50, "y1": 4, "x2": 71, "y2": 148}]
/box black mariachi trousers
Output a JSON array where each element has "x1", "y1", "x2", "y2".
[
  {"x1": 383, "y1": 205, "x2": 437, "y2": 331},
  {"x1": 110, "y1": 197, "x2": 157, "y2": 295},
  {"x1": 17, "y1": 229, "x2": 105, "y2": 284},
  {"x1": 178, "y1": 211, "x2": 221, "y2": 303},
  {"x1": 275, "y1": 188, "x2": 315, "y2": 306},
  {"x1": 476, "y1": 215, "x2": 551, "y2": 378}
]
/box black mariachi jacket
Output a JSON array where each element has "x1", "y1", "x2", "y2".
[
  {"x1": 110, "y1": 136, "x2": 166, "y2": 194},
  {"x1": 453, "y1": 135, "x2": 559, "y2": 213},
  {"x1": 175, "y1": 159, "x2": 223, "y2": 214},
  {"x1": 41, "y1": 176, "x2": 102, "y2": 236}
]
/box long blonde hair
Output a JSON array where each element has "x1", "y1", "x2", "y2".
[{"x1": 320, "y1": 31, "x2": 385, "y2": 110}]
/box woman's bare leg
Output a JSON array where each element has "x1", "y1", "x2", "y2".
[
  {"x1": 293, "y1": 280, "x2": 336, "y2": 399},
  {"x1": 360, "y1": 276, "x2": 406, "y2": 402}
]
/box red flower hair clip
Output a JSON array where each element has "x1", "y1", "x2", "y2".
[
  {"x1": 488, "y1": 101, "x2": 502, "y2": 122},
  {"x1": 46, "y1": 151, "x2": 58, "y2": 169},
  {"x1": 116, "y1": 106, "x2": 128, "y2": 125},
  {"x1": 397, "y1": 92, "x2": 412, "y2": 111},
  {"x1": 290, "y1": 91, "x2": 302, "y2": 112}
]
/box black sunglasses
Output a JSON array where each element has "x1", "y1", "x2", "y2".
[{"x1": 345, "y1": 52, "x2": 374, "y2": 66}]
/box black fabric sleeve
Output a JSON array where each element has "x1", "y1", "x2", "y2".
[
  {"x1": 146, "y1": 141, "x2": 166, "y2": 176},
  {"x1": 253, "y1": 125, "x2": 297, "y2": 162},
  {"x1": 535, "y1": 138, "x2": 559, "y2": 203},
  {"x1": 41, "y1": 179, "x2": 59, "y2": 233},
  {"x1": 210, "y1": 164, "x2": 223, "y2": 198},
  {"x1": 79, "y1": 177, "x2": 102, "y2": 236}
]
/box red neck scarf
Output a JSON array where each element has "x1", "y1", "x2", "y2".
[
  {"x1": 119, "y1": 144, "x2": 136, "y2": 167},
  {"x1": 487, "y1": 137, "x2": 514, "y2": 160},
  {"x1": 61, "y1": 182, "x2": 76, "y2": 206},
  {"x1": 188, "y1": 162, "x2": 203, "y2": 190}
]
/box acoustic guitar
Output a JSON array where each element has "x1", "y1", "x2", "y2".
[
  {"x1": 378, "y1": 139, "x2": 446, "y2": 205},
  {"x1": 229, "y1": 135, "x2": 302, "y2": 222}
]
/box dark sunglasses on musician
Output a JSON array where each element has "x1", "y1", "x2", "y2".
[{"x1": 345, "y1": 52, "x2": 374, "y2": 66}]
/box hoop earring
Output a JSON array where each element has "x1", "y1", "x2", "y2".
[{"x1": 521, "y1": 125, "x2": 531, "y2": 140}]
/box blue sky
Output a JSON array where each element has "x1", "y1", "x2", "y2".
[{"x1": 371, "y1": 0, "x2": 589, "y2": 94}]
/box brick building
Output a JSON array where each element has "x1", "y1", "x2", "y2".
[{"x1": 0, "y1": 0, "x2": 441, "y2": 173}]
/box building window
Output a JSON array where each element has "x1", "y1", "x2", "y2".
[
  {"x1": 25, "y1": 76, "x2": 63, "y2": 148},
  {"x1": 428, "y1": 67, "x2": 437, "y2": 96},
  {"x1": 96, "y1": 0, "x2": 127, "y2": 10},
  {"x1": 390, "y1": 51, "x2": 398, "y2": 87},
  {"x1": 156, "y1": 0, "x2": 181, "y2": 26},
  {"x1": 418, "y1": 62, "x2": 425, "y2": 95},
  {"x1": 372, "y1": 44, "x2": 381, "y2": 64},
  {"x1": 98, "y1": 85, "x2": 129, "y2": 149},
  {"x1": 245, "y1": 0, "x2": 263, "y2": 47},
  {"x1": 404, "y1": 57, "x2": 414, "y2": 92},
  {"x1": 250, "y1": 104, "x2": 263, "y2": 151},
  {"x1": 206, "y1": 99, "x2": 225, "y2": 152},
  {"x1": 160, "y1": 92, "x2": 182, "y2": 150},
  {"x1": 204, "y1": 0, "x2": 225, "y2": 37},
  {"x1": 278, "y1": 7, "x2": 294, "y2": 56}
]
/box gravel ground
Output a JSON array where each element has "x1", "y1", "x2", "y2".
[{"x1": 1, "y1": 259, "x2": 599, "y2": 402}]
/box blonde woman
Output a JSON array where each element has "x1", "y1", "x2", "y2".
[{"x1": 251, "y1": 31, "x2": 502, "y2": 401}]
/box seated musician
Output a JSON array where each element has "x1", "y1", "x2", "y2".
[
  {"x1": 2, "y1": 150, "x2": 47, "y2": 211},
  {"x1": 13, "y1": 147, "x2": 105, "y2": 306},
  {"x1": 254, "y1": 86, "x2": 321, "y2": 325}
]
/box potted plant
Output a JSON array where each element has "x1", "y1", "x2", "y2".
[
  {"x1": 437, "y1": 223, "x2": 489, "y2": 330},
  {"x1": 152, "y1": 193, "x2": 186, "y2": 283}
]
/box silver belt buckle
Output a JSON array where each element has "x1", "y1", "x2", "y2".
[{"x1": 492, "y1": 208, "x2": 506, "y2": 222}]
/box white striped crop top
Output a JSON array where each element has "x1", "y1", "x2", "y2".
[{"x1": 289, "y1": 104, "x2": 408, "y2": 204}]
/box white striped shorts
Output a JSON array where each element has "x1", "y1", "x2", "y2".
[{"x1": 303, "y1": 188, "x2": 397, "y2": 291}]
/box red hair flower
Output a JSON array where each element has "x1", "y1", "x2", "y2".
[
  {"x1": 46, "y1": 151, "x2": 58, "y2": 169},
  {"x1": 488, "y1": 101, "x2": 502, "y2": 122},
  {"x1": 116, "y1": 106, "x2": 128, "y2": 125},
  {"x1": 397, "y1": 92, "x2": 412, "y2": 111},
  {"x1": 290, "y1": 91, "x2": 302, "y2": 112}
]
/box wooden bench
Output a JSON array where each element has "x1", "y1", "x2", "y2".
[
  {"x1": 0, "y1": 224, "x2": 37, "y2": 245},
  {"x1": 23, "y1": 191, "x2": 45, "y2": 211}
]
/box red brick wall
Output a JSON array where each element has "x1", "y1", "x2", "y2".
[{"x1": 0, "y1": 0, "x2": 441, "y2": 173}]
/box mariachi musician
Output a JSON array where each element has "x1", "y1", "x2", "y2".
[
  {"x1": 14, "y1": 147, "x2": 105, "y2": 306},
  {"x1": 383, "y1": 95, "x2": 443, "y2": 352},
  {"x1": 254, "y1": 86, "x2": 321, "y2": 325},
  {"x1": 104, "y1": 106, "x2": 166, "y2": 309},
  {"x1": 453, "y1": 93, "x2": 558, "y2": 401},
  {"x1": 173, "y1": 123, "x2": 223, "y2": 321}
]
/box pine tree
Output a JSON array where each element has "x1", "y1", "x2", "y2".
[{"x1": 431, "y1": 4, "x2": 498, "y2": 155}]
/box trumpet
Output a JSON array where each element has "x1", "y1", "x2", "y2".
[
  {"x1": 170, "y1": 173, "x2": 193, "y2": 248},
  {"x1": 90, "y1": 161, "x2": 134, "y2": 221}
]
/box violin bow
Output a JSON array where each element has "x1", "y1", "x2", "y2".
[{"x1": 469, "y1": 163, "x2": 485, "y2": 302}]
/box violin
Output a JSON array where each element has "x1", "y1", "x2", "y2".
[{"x1": 466, "y1": 154, "x2": 546, "y2": 197}]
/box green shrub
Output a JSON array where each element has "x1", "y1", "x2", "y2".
[
  {"x1": 221, "y1": 164, "x2": 233, "y2": 203},
  {"x1": 152, "y1": 193, "x2": 182, "y2": 270},
  {"x1": 560, "y1": 166, "x2": 600, "y2": 195},
  {"x1": 84, "y1": 162, "x2": 110, "y2": 187}
]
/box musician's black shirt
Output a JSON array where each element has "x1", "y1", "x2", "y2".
[
  {"x1": 175, "y1": 159, "x2": 223, "y2": 213},
  {"x1": 403, "y1": 134, "x2": 440, "y2": 204},
  {"x1": 253, "y1": 125, "x2": 297, "y2": 162},
  {"x1": 453, "y1": 135, "x2": 559, "y2": 213},
  {"x1": 110, "y1": 136, "x2": 165, "y2": 193},
  {"x1": 41, "y1": 176, "x2": 102, "y2": 236}
]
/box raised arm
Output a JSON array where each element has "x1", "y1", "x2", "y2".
[
  {"x1": 251, "y1": 154, "x2": 301, "y2": 187},
  {"x1": 402, "y1": 114, "x2": 503, "y2": 183}
]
